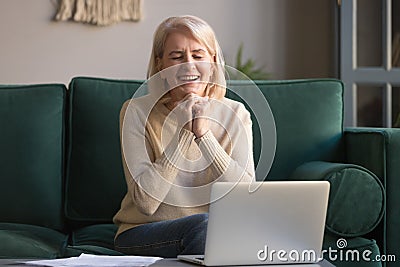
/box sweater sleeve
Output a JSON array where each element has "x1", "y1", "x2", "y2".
[
  {"x1": 195, "y1": 104, "x2": 255, "y2": 183},
  {"x1": 120, "y1": 100, "x2": 195, "y2": 216}
]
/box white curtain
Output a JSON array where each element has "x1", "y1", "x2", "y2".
[{"x1": 55, "y1": 0, "x2": 142, "y2": 26}]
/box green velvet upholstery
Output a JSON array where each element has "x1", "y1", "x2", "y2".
[
  {"x1": 344, "y1": 128, "x2": 400, "y2": 265},
  {"x1": 226, "y1": 80, "x2": 344, "y2": 180},
  {"x1": 0, "y1": 84, "x2": 66, "y2": 231},
  {"x1": 0, "y1": 78, "x2": 394, "y2": 267},
  {"x1": 291, "y1": 161, "x2": 385, "y2": 237},
  {"x1": 323, "y1": 232, "x2": 382, "y2": 267},
  {"x1": 70, "y1": 224, "x2": 118, "y2": 250},
  {"x1": 65, "y1": 224, "x2": 123, "y2": 257},
  {"x1": 0, "y1": 223, "x2": 68, "y2": 259},
  {"x1": 65, "y1": 78, "x2": 142, "y2": 226}
]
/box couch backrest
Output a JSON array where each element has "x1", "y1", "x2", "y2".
[
  {"x1": 65, "y1": 77, "x2": 142, "y2": 227},
  {"x1": 226, "y1": 79, "x2": 344, "y2": 181},
  {"x1": 66, "y1": 77, "x2": 344, "y2": 225},
  {"x1": 0, "y1": 84, "x2": 66, "y2": 231}
]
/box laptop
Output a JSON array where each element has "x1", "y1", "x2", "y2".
[{"x1": 178, "y1": 181, "x2": 330, "y2": 266}]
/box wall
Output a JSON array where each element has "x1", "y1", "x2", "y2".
[{"x1": 0, "y1": 0, "x2": 334, "y2": 84}]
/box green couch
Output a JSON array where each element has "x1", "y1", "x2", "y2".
[{"x1": 0, "y1": 77, "x2": 397, "y2": 267}]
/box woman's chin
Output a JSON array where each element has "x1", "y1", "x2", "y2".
[{"x1": 179, "y1": 83, "x2": 207, "y2": 96}]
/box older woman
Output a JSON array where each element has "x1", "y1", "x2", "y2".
[{"x1": 113, "y1": 15, "x2": 255, "y2": 258}]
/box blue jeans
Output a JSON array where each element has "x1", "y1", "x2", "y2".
[{"x1": 114, "y1": 213, "x2": 208, "y2": 258}]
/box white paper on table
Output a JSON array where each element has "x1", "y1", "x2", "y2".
[{"x1": 24, "y1": 253, "x2": 163, "y2": 267}]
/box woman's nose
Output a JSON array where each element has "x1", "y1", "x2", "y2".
[
  {"x1": 183, "y1": 54, "x2": 194, "y2": 63},
  {"x1": 182, "y1": 57, "x2": 196, "y2": 69}
]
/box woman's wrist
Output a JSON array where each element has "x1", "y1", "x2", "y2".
[{"x1": 193, "y1": 129, "x2": 209, "y2": 139}]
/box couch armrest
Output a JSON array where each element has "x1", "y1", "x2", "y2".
[
  {"x1": 344, "y1": 127, "x2": 400, "y2": 260},
  {"x1": 344, "y1": 127, "x2": 400, "y2": 182},
  {"x1": 290, "y1": 161, "x2": 384, "y2": 238}
]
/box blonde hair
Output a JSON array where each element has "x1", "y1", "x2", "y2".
[{"x1": 147, "y1": 15, "x2": 226, "y2": 99}]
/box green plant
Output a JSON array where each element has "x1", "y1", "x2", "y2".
[{"x1": 228, "y1": 43, "x2": 270, "y2": 80}]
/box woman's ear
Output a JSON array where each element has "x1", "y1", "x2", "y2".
[
  {"x1": 209, "y1": 62, "x2": 215, "y2": 79},
  {"x1": 210, "y1": 55, "x2": 217, "y2": 74}
]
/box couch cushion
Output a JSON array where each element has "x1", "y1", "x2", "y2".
[
  {"x1": 0, "y1": 223, "x2": 68, "y2": 259},
  {"x1": 65, "y1": 77, "x2": 143, "y2": 225},
  {"x1": 323, "y1": 232, "x2": 382, "y2": 267},
  {"x1": 64, "y1": 223, "x2": 122, "y2": 256},
  {"x1": 291, "y1": 161, "x2": 385, "y2": 237},
  {"x1": 227, "y1": 79, "x2": 344, "y2": 181},
  {"x1": 0, "y1": 84, "x2": 66, "y2": 231},
  {"x1": 70, "y1": 224, "x2": 117, "y2": 250}
]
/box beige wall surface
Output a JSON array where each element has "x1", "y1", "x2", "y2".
[{"x1": 0, "y1": 0, "x2": 334, "y2": 84}]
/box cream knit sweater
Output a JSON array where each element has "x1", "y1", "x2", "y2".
[{"x1": 113, "y1": 94, "x2": 255, "y2": 237}]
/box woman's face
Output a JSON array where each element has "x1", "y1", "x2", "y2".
[{"x1": 158, "y1": 29, "x2": 215, "y2": 101}]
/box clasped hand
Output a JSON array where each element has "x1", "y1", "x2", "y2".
[{"x1": 171, "y1": 94, "x2": 210, "y2": 138}]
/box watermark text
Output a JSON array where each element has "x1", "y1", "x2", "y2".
[{"x1": 257, "y1": 238, "x2": 396, "y2": 263}]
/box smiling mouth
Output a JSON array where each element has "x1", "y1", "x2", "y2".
[{"x1": 178, "y1": 75, "x2": 200, "y2": 82}]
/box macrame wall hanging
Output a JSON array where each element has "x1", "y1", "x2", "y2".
[{"x1": 55, "y1": 0, "x2": 142, "y2": 26}]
